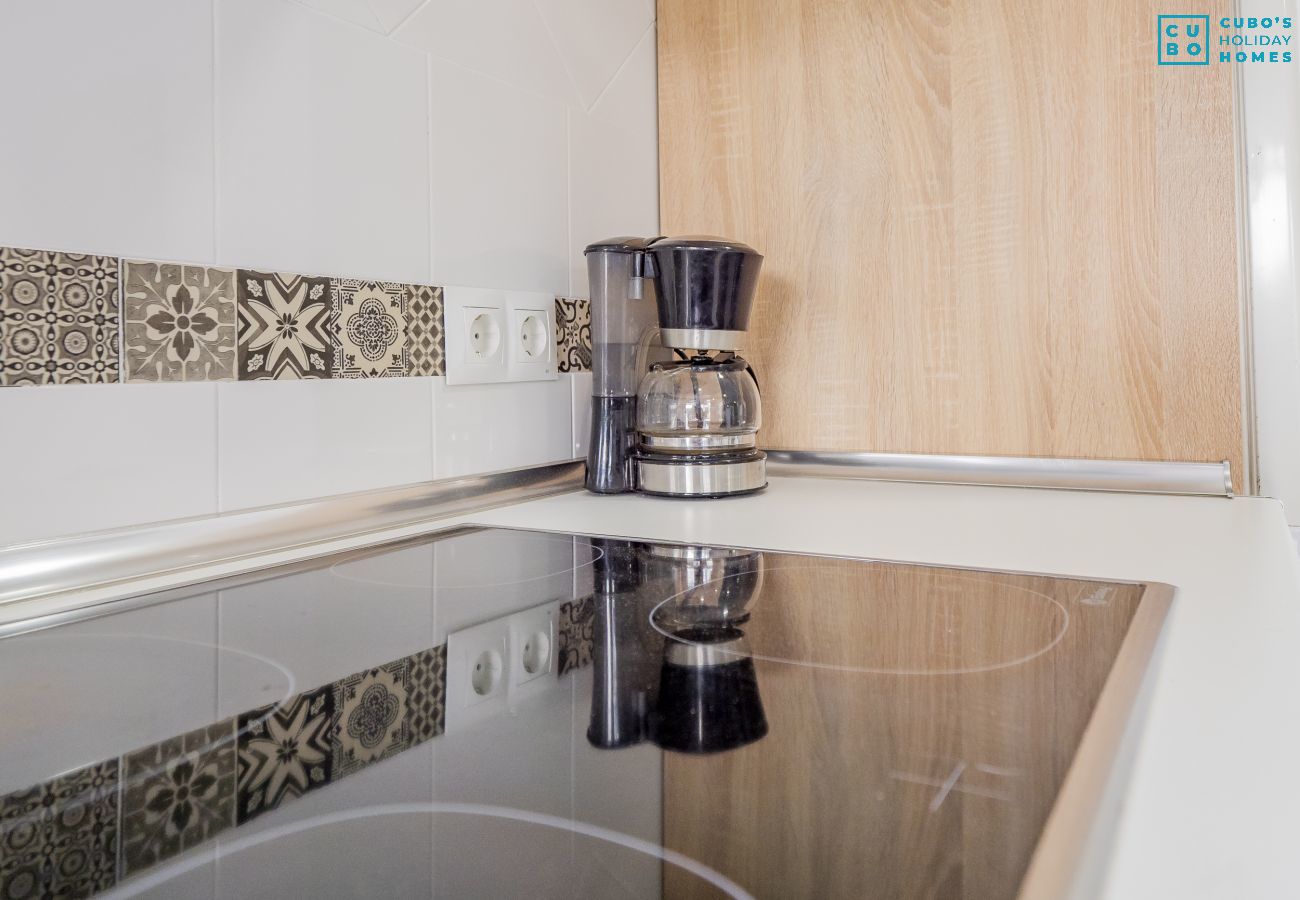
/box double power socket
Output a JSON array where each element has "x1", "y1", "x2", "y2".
[
  {"x1": 443, "y1": 599, "x2": 561, "y2": 733},
  {"x1": 443, "y1": 285, "x2": 557, "y2": 385}
]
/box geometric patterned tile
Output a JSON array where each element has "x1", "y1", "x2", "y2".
[
  {"x1": 0, "y1": 247, "x2": 120, "y2": 386},
  {"x1": 121, "y1": 719, "x2": 237, "y2": 878},
  {"x1": 235, "y1": 686, "x2": 335, "y2": 824},
  {"x1": 0, "y1": 759, "x2": 119, "y2": 898},
  {"x1": 330, "y1": 279, "x2": 409, "y2": 378},
  {"x1": 407, "y1": 643, "x2": 446, "y2": 745},
  {"x1": 407, "y1": 285, "x2": 444, "y2": 377},
  {"x1": 557, "y1": 594, "x2": 594, "y2": 676},
  {"x1": 235, "y1": 270, "x2": 333, "y2": 380},
  {"x1": 554, "y1": 296, "x2": 590, "y2": 373},
  {"x1": 331, "y1": 658, "x2": 412, "y2": 777},
  {"x1": 122, "y1": 261, "x2": 237, "y2": 382}
]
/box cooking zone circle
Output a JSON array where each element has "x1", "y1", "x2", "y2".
[{"x1": 649, "y1": 564, "x2": 1071, "y2": 676}]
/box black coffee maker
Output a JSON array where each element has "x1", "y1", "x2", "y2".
[{"x1": 584, "y1": 236, "x2": 767, "y2": 498}]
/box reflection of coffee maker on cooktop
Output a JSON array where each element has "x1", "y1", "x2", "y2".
[
  {"x1": 584, "y1": 236, "x2": 767, "y2": 498},
  {"x1": 586, "y1": 540, "x2": 768, "y2": 754}
]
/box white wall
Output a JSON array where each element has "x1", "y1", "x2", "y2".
[
  {"x1": 1242, "y1": 0, "x2": 1300, "y2": 524},
  {"x1": 0, "y1": 0, "x2": 658, "y2": 546}
]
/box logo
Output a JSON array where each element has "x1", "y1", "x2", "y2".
[{"x1": 1158, "y1": 15, "x2": 1210, "y2": 65}]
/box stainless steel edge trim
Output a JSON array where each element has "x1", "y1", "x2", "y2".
[
  {"x1": 0, "y1": 460, "x2": 585, "y2": 608},
  {"x1": 764, "y1": 450, "x2": 1234, "y2": 497},
  {"x1": 659, "y1": 327, "x2": 746, "y2": 351}
]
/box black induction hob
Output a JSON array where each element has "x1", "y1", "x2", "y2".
[{"x1": 0, "y1": 526, "x2": 1170, "y2": 899}]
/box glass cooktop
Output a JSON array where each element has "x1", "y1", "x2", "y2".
[{"x1": 0, "y1": 527, "x2": 1168, "y2": 899}]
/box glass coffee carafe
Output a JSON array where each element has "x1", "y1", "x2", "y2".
[{"x1": 635, "y1": 355, "x2": 762, "y2": 453}]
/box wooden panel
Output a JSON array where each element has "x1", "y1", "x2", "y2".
[{"x1": 657, "y1": 0, "x2": 1243, "y2": 491}]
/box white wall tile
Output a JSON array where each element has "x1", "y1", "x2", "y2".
[
  {"x1": 431, "y1": 375, "x2": 573, "y2": 479},
  {"x1": 589, "y1": 23, "x2": 659, "y2": 138},
  {"x1": 0, "y1": 0, "x2": 214, "y2": 263},
  {"x1": 217, "y1": 0, "x2": 431, "y2": 283},
  {"x1": 428, "y1": 59, "x2": 569, "y2": 294},
  {"x1": 293, "y1": 0, "x2": 384, "y2": 32},
  {"x1": 0, "y1": 384, "x2": 218, "y2": 546},
  {"x1": 393, "y1": 0, "x2": 580, "y2": 106},
  {"x1": 367, "y1": 0, "x2": 425, "y2": 33},
  {"x1": 572, "y1": 370, "x2": 592, "y2": 458},
  {"x1": 534, "y1": 0, "x2": 655, "y2": 108},
  {"x1": 568, "y1": 108, "x2": 660, "y2": 295},
  {"x1": 216, "y1": 379, "x2": 434, "y2": 511}
]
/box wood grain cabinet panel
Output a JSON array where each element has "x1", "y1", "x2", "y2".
[{"x1": 657, "y1": 0, "x2": 1243, "y2": 491}]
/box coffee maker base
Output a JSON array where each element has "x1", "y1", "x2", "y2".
[{"x1": 636, "y1": 453, "x2": 768, "y2": 499}]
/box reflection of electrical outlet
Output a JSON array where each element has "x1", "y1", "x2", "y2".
[
  {"x1": 444, "y1": 618, "x2": 510, "y2": 733},
  {"x1": 508, "y1": 601, "x2": 559, "y2": 692}
]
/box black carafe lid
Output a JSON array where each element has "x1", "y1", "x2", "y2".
[{"x1": 647, "y1": 236, "x2": 763, "y2": 335}]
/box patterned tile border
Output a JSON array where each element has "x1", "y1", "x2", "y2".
[
  {"x1": 0, "y1": 243, "x2": 591, "y2": 386},
  {"x1": 0, "y1": 640, "x2": 450, "y2": 898},
  {"x1": 0, "y1": 248, "x2": 120, "y2": 386},
  {"x1": 555, "y1": 296, "x2": 591, "y2": 373}
]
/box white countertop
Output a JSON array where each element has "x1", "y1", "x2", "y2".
[{"x1": 455, "y1": 475, "x2": 1300, "y2": 900}]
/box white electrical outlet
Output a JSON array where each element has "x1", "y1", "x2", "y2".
[
  {"x1": 464, "y1": 307, "x2": 503, "y2": 365},
  {"x1": 505, "y1": 301, "x2": 556, "y2": 382},
  {"x1": 444, "y1": 285, "x2": 557, "y2": 385},
  {"x1": 444, "y1": 618, "x2": 511, "y2": 732}
]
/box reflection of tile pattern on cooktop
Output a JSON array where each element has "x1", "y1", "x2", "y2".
[
  {"x1": 332, "y1": 659, "x2": 412, "y2": 778},
  {"x1": 0, "y1": 760, "x2": 120, "y2": 898},
  {"x1": 557, "y1": 594, "x2": 594, "y2": 676},
  {"x1": 407, "y1": 644, "x2": 447, "y2": 743},
  {"x1": 121, "y1": 719, "x2": 237, "y2": 876},
  {"x1": 0, "y1": 639, "x2": 449, "y2": 897},
  {"x1": 236, "y1": 686, "x2": 336, "y2": 823}
]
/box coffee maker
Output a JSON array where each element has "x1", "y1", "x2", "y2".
[{"x1": 584, "y1": 236, "x2": 766, "y2": 498}]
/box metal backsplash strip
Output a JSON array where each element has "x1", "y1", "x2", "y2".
[
  {"x1": 0, "y1": 461, "x2": 585, "y2": 611},
  {"x1": 765, "y1": 450, "x2": 1234, "y2": 497},
  {"x1": 0, "y1": 245, "x2": 592, "y2": 386}
]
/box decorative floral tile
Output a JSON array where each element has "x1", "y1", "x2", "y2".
[
  {"x1": 0, "y1": 247, "x2": 119, "y2": 386},
  {"x1": 407, "y1": 284, "x2": 444, "y2": 376},
  {"x1": 331, "y1": 658, "x2": 411, "y2": 777},
  {"x1": 554, "y1": 296, "x2": 591, "y2": 373},
  {"x1": 236, "y1": 270, "x2": 333, "y2": 380},
  {"x1": 236, "y1": 687, "x2": 335, "y2": 824},
  {"x1": 407, "y1": 643, "x2": 447, "y2": 744},
  {"x1": 120, "y1": 719, "x2": 236, "y2": 878},
  {"x1": 331, "y1": 279, "x2": 409, "y2": 378},
  {"x1": 557, "y1": 595, "x2": 595, "y2": 676},
  {"x1": 122, "y1": 261, "x2": 237, "y2": 382},
  {"x1": 0, "y1": 760, "x2": 119, "y2": 898}
]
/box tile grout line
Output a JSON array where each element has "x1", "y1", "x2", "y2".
[
  {"x1": 529, "y1": 0, "x2": 585, "y2": 110},
  {"x1": 211, "y1": 0, "x2": 221, "y2": 266},
  {"x1": 584, "y1": 19, "x2": 657, "y2": 117}
]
